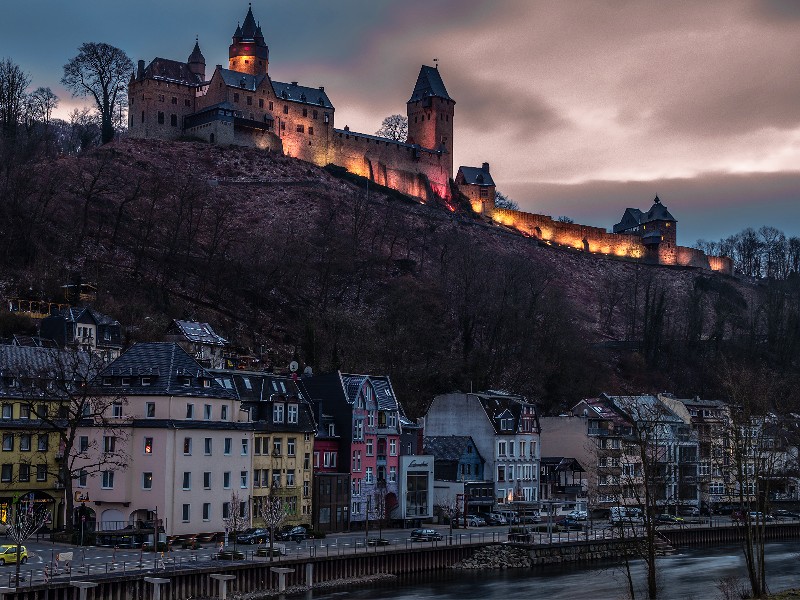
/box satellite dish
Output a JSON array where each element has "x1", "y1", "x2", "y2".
[{"x1": 289, "y1": 360, "x2": 299, "y2": 373}]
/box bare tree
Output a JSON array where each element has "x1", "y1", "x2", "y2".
[
  {"x1": 6, "y1": 502, "x2": 48, "y2": 585},
  {"x1": 223, "y1": 491, "x2": 249, "y2": 553},
  {"x1": 435, "y1": 493, "x2": 462, "y2": 544},
  {"x1": 493, "y1": 191, "x2": 519, "y2": 211},
  {"x1": 27, "y1": 87, "x2": 59, "y2": 125},
  {"x1": 257, "y1": 491, "x2": 287, "y2": 561},
  {"x1": 0, "y1": 57, "x2": 31, "y2": 136},
  {"x1": 375, "y1": 114, "x2": 408, "y2": 142},
  {"x1": 62, "y1": 42, "x2": 133, "y2": 144}
]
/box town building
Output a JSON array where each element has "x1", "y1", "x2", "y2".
[
  {"x1": 40, "y1": 306, "x2": 123, "y2": 361},
  {"x1": 455, "y1": 163, "x2": 496, "y2": 215},
  {"x1": 165, "y1": 319, "x2": 230, "y2": 369},
  {"x1": 424, "y1": 435, "x2": 492, "y2": 518},
  {"x1": 209, "y1": 369, "x2": 316, "y2": 528},
  {"x1": 423, "y1": 391, "x2": 541, "y2": 511},
  {"x1": 301, "y1": 372, "x2": 406, "y2": 529},
  {"x1": 80, "y1": 342, "x2": 251, "y2": 540}
]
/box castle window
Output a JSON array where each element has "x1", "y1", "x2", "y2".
[
  {"x1": 234, "y1": 93, "x2": 240, "y2": 103},
  {"x1": 281, "y1": 122, "x2": 285, "y2": 130},
  {"x1": 302, "y1": 108, "x2": 307, "y2": 117},
  {"x1": 480, "y1": 188, "x2": 488, "y2": 198},
  {"x1": 158, "y1": 111, "x2": 164, "y2": 125},
  {"x1": 324, "y1": 113, "x2": 329, "y2": 124},
  {"x1": 141, "y1": 111, "x2": 145, "y2": 123},
  {"x1": 414, "y1": 116, "x2": 418, "y2": 123},
  {"x1": 171, "y1": 97, "x2": 177, "y2": 104},
  {"x1": 185, "y1": 99, "x2": 190, "y2": 107},
  {"x1": 259, "y1": 99, "x2": 264, "y2": 108},
  {"x1": 283, "y1": 105, "x2": 288, "y2": 114},
  {"x1": 247, "y1": 96, "x2": 252, "y2": 106},
  {"x1": 269, "y1": 101, "x2": 273, "y2": 110},
  {"x1": 308, "y1": 127, "x2": 314, "y2": 136},
  {"x1": 296, "y1": 124, "x2": 304, "y2": 133},
  {"x1": 313, "y1": 110, "x2": 318, "y2": 120},
  {"x1": 171, "y1": 114, "x2": 177, "y2": 127},
  {"x1": 158, "y1": 94, "x2": 165, "y2": 102}
]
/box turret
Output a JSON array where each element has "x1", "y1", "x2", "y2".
[
  {"x1": 188, "y1": 38, "x2": 206, "y2": 81},
  {"x1": 229, "y1": 4, "x2": 269, "y2": 76},
  {"x1": 406, "y1": 65, "x2": 455, "y2": 179}
]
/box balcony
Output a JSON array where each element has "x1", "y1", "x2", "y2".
[{"x1": 588, "y1": 428, "x2": 611, "y2": 436}]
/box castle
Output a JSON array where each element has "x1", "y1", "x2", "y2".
[{"x1": 128, "y1": 5, "x2": 732, "y2": 275}]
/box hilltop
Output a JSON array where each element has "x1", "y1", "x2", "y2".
[{"x1": 0, "y1": 139, "x2": 774, "y2": 415}]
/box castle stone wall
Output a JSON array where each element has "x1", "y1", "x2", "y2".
[
  {"x1": 129, "y1": 79, "x2": 198, "y2": 140},
  {"x1": 330, "y1": 130, "x2": 452, "y2": 201}
]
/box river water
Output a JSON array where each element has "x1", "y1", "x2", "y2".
[{"x1": 311, "y1": 542, "x2": 800, "y2": 600}]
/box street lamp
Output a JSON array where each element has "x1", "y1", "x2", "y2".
[{"x1": 377, "y1": 479, "x2": 387, "y2": 541}]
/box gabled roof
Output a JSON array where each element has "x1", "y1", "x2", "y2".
[
  {"x1": 168, "y1": 320, "x2": 228, "y2": 347},
  {"x1": 424, "y1": 435, "x2": 484, "y2": 463},
  {"x1": 272, "y1": 81, "x2": 333, "y2": 108},
  {"x1": 613, "y1": 196, "x2": 676, "y2": 233},
  {"x1": 341, "y1": 373, "x2": 407, "y2": 415},
  {"x1": 57, "y1": 306, "x2": 119, "y2": 327},
  {"x1": 143, "y1": 58, "x2": 203, "y2": 86},
  {"x1": 472, "y1": 390, "x2": 539, "y2": 435},
  {"x1": 101, "y1": 342, "x2": 235, "y2": 398},
  {"x1": 218, "y1": 68, "x2": 268, "y2": 91},
  {"x1": 603, "y1": 394, "x2": 683, "y2": 425},
  {"x1": 408, "y1": 65, "x2": 453, "y2": 103},
  {"x1": 457, "y1": 166, "x2": 495, "y2": 186}
]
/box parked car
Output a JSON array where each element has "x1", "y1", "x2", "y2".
[
  {"x1": 517, "y1": 513, "x2": 541, "y2": 524},
  {"x1": 568, "y1": 510, "x2": 588, "y2": 521},
  {"x1": 466, "y1": 515, "x2": 487, "y2": 527},
  {"x1": 657, "y1": 514, "x2": 684, "y2": 524},
  {"x1": 556, "y1": 517, "x2": 584, "y2": 530},
  {"x1": 677, "y1": 506, "x2": 700, "y2": 517},
  {"x1": 275, "y1": 526, "x2": 309, "y2": 542},
  {"x1": 732, "y1": 511, "x2": 773, "y2": 522},
  {"x1": 0, "y1": 545, "x2": 27, "y2": 565},
  {"x1": 773, "y1": 510, "x2": 800, "y2": 519},
  {"x1": 366, "y1": 537, "x2": 391, "y2": 546},
  {"x1": 409, "y1": 528, "x2": 443, "y2": 542},
  {"x1": 237, "y1": 528, "x2": 269, "y2": 545},
  {"x1": 485, "y1": 513, "x2": 507, "y2": 526}
]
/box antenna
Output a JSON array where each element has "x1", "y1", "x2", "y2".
[{"x1": 433, "y1": 58, "x2": 439, "y2": 69}]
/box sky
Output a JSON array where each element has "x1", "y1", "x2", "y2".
[{"x1": 2, "y1": 0, "x2": 799, "y2": 245}]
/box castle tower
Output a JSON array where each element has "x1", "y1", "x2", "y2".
[
  {"x1": 229, "y1": 4, "x2": 269, "y2": 76},
  {"x1": 188, "y1": 38, "x2": 206, "y2": 81},
  {"x1": 406, "y1": 65, "x2": 455, "y2": 180}
]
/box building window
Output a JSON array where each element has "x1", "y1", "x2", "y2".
[
  {"x1": 184, "y1": 98, "x2": 191, "y2": 107},
  {"x1": 141, "y1": 110, "x2": 145, "y2": 123},
  {"x1": 273, "y1": 439, "x2": 282, "y2": 456},
  {"x1": 223, "y1": 471, "x2": 231, "y2": 489},
  {"x1": 204, "y1": 438, "x2": 212, "y2": 455},
  {"x1": 202, "y1": 503, "x2": 210, "y2": 521},
  {"x1": 1, "y1": 405, "x2": 11, "y2": 419},
  {"x1": 241, "y1": 438, "x2": 249, "y2": 455},
  {"x1": 2, "y1": 434, "x2": 13, "y2": 452},
  {"x1": 273, "y1": 404, "x2": 284, "y2": 423},
  {"x1": 286, "y1": 469, "x2": 295, "y2": 486},
  {"x1": 247, "y1": 96, "x2": 252, "y2": 106},
  {"x1": 0, "y1": 464, "x2": 11, "y2": 482},
  {"x1": 497, "y1": 441, "x2": 507, "y2": 456},
  {"x1": 308, "y1": 126, "x2": 314, "y2": 136},
  {"x1": 182, "y1": 504, "x2": 190, "y2": 522},
  {"x1": 296, "y1": 124, "x2": 304, "y2": 133},
  {"x1": 157, "y1": 111, "x2": 164, "y2": 124},
  {"x1": 389, "y1": 466, "x2": 397, "y2": 482},
  {"x1": 497, "y1": 466, "x2": 506, "y2": 482},
  {"x1": 221, "y1": 405, "x2": 229, "y2": 421},
  {"x1": 258, "y1": 98, "x2": 264, "y2": 108},
  {"x1": 224, "y1": 438, "x2": 232, "y2": 455},
  {"x1": 170, "y1": 113, "x2": 177, "y2": 127},
  {"x1": 389, "y1": 439, "x2": 397, "y2": 456},
  {"x1": 233, "y1": 93, "x2": 240, "y2": 103},
  {"x1": 203, "y1": 472, "x2": 211, "y2": 489},
  {"x1": 186, "y1": 403, "x2": 194, "y2": 419},
  {"x1": 144, "y1": 437, "x2": 153, "y2": 454},
  {"x1": 283, "y1": 105, "x2": 288, "y2": 114},
  {"x1": 269, "y1": 101, "x2": 274, "y2": 110},
  {"x1": 254, "y1": 437, "x2": 262, "y2": 455},
  {"x1": 365, "y1": 467, "x2": 373, "y2": 484},
  {"x1": 19, "y1": 404, "x2": 30, "y2": 419},
  {"x1": 288, "y1": 404, "x2": 298, "y2": 423},
  {"x1": 287, "y1": 438, "x2": 296, "y2": 456},
  {"x1": 78, "y1": 469, "x2": 87, "y2": 487},
  {"x1": 103, "y1": 436, "x2": 116, "y2": 453},
  {"x1": 304, "y1": 452, "x2": 310, "y2": 470},
  {"x1": 240, "y1": 470, "x2": 248, "y2": 488},
  {"x1": 19, "y1": 434, "x2": 30, "y2": 452},
  {"x1": 204, "y1": 404, "x2": 212, "y2": 420},
  {"x1": 222, "y1": 502, "x2": 230, "y2": 519},
  {"x1": 182, "y1": 472, "x2": 191, "y2": 490},
  {"x1": 303, "y1": 480, "x2": 310, "y2": 497},
  {"x1": 18, "y1": 464, "x2": 30, "y2": 482},
  {"x1": 143, "y1": 472, "x2": 153, "y2": 489},
  {"x1": 111, "y1": 403, "x2": 123, "y2": 418},
  {"x1": 146, "y1": 402, "x2": 155, "y2": 418},
  {"x1": 101, "y1": 471, "x2": 114, "y2": 488},
  {"x1": 37, "y1": 434, "x2": 48, "y2": 452},
  {"x1": 79, "y1": 436, "x2": 89, "y2": 452},
  {"x1": 366, "y1": 439, "x2": 373, "y2": 456},
  {"x1": 315, "y1": 452, "x2": 320, "y2": 468},
  {"x1": 183, "y1": 437, "x2": 192, "y2": 455}
]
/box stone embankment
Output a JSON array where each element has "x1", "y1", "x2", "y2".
[
  {"x1": 191, "y1": 573, "x2": 398, "y2": 600},
  {"x1": 452, "y1": 545, "x2": 532, "y2": 569}
]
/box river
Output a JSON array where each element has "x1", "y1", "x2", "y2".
[{"x1": 311, "y1": 542, "x2": 800, "y2": 600}]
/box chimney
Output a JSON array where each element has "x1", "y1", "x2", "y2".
[
  {"x1": 319, "y1": 86, "x2": 325, "y2": 91},
  {"x1": 137, "y1": 60, "x2": 145, "y2": 79},
  {"x1": 291, "y1": 81, "x2": 298, "y2": 86},
  {"x1": 482, "y1": 162, "x2": 490, "y2": 173}
]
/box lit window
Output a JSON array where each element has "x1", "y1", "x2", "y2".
[{"x1": 142, "y1": 472, "x2": 153, "y2": 489}]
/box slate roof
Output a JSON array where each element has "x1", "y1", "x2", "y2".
[
  {"x1": 188, "y1": 40, "x2": 205, "y2": 65},
  {"x1": 424, "y1": 435, "x2": 484, "y2": 463},
  {"x1": 604, "y1": 394, "x2": 683, "y2": 425},
  {"x1": 272, "y1": 81, "x2": 333, "y2": 108},
  {"x1": 472, "y1": 390, "x2": 540, "y2": 435},
  {"x1": 341, "y1": 373, "x2": 407, "y2": 416},
  {"x1": 143, "y1": 58, "x2": 203, "y2": 86},
  {"x1": 613, "y1": 196, "x2": 677, "y2": 233},
  {"x1": 457, "y1": 166, "x2": 495, "y2": 186},
  {"x1": 169, "y1": 320, "x2": 228, "y2": 347},
  {"x1": 100, "y1": 342, "x2": 236, "y2": 398},
  {"x1": 0, "y1": 345, "x2": 93, "y2": 398},
  {"x1": 408, "y1": 65, "x2": 453, "y2": 103},
  {"x1": 59, "y1": 306, "x2": 119, "y2": 326},
  {"x1": 236, "y1": 5, "x2": 264, "y2": 41},
  {"x1": 219, "y1": 68, "x2": 268, "y2": 91}
]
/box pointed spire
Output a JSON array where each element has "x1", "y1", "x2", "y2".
[
  {"x1": 241, "y1": 3, "x2": 258, "y2": 39},
  {"x1": 188, "y1": 36, "x2": 205, "y2": 65},
  {"x1": 233, "y1": 22, "x2": 242, "y2": 39}
]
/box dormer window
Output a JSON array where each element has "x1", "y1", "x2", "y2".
[
  {"x1": 273, "y1": 403, "x2": 284, "y2": 423},
  {"x1": 141, "y1": 377, "x2": 151, "y2": 386},
  {"x1": 102, "y1": 377, "x2": 112, "y2": 386},
  {"x1": 500, "y1": 418, "x2": 513, "y2": 431},
  {"x1": 121, "y1": 377, "x2": 130, "y2": 386}
]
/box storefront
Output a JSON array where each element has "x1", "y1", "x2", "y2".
[{"x1": 395, "y1": 455, "x2": 434, "y2": 526}]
